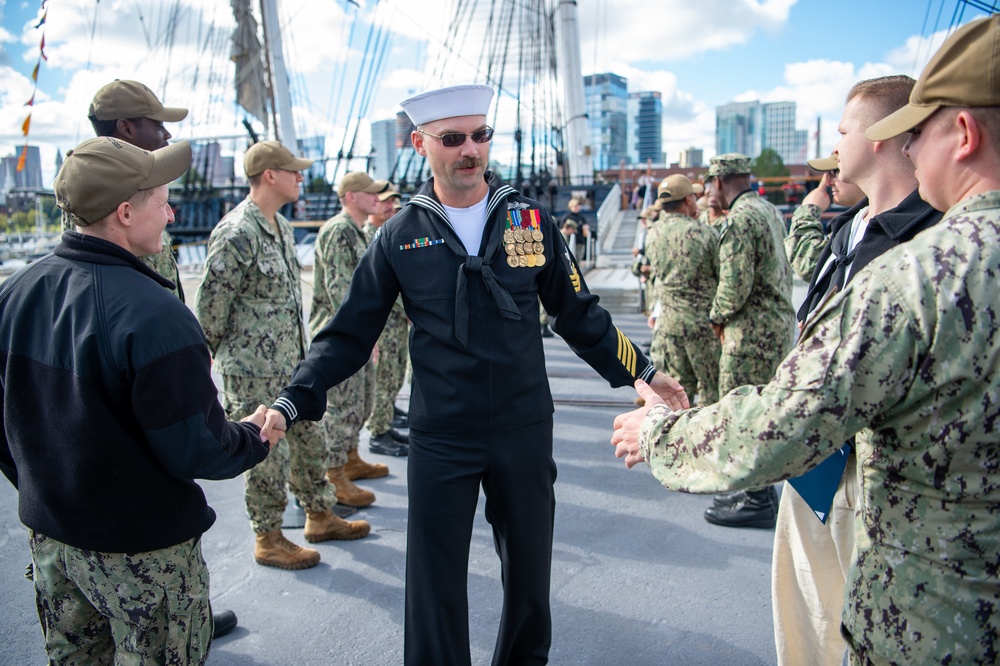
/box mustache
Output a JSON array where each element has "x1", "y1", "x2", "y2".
[{"x1": 454, "y1": 157, "x2": 484, "y2": 169}]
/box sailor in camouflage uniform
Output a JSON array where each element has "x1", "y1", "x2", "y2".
[
  {"x1": 362, "y1": 186, "x2": 412, "y2": 452},
  {"x1": 699, "y1": 177, "x2": 728, "y2": 228},
  {"x1": 703, "y1": 153, "x2": 795, "y2": 529},
  {"x1": 313, "y1": 171, "x2": 397, "y2": 509},
  {"x1": 784, "y1": 154, "x2": 865, "y2": 281},
  {"x1": 645, "y1": 175, "x2": 720, "y2": 404},
  {"x1": 614, "y1": 15, "x2": 1000, "y2": 665},
  {"x1": 76, "y1": 79, "x2": 187, "y2": 301},
  {"x1": 196, "y1": 142, "x2": 370, "y2": 571}
]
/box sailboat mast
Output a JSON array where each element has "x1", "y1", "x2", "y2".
[
  {"x1": 553, "y1": 0, "x2": 592, "y2": 186},
  {"x1": 260, "y1": 0, "x2": 298, "y2": 149}
]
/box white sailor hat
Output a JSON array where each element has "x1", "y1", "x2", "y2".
[{"x1": 400, "y1": 84, "x2": 495, "y2": 126}]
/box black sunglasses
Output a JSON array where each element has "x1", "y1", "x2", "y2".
[{"x1": 418, "y1": 126, "x2": 494, "y2": 148}]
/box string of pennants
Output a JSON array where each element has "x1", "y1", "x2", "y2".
[{"x1": 18, "y1": 1, "x2": 48, "y2": 172}]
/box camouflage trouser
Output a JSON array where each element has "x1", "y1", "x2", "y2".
[
  {"x1": 367, "y1": 308, "x2": 408, "y2": 436},
  {"x1": 718, "y1": 351, "x2": 784, "y2": 396},
  {"x1": 221, "y1": 374, "x2": 335, "y2": 533},
  {"x1": 650, "y1": 317, "x2": 670, "y2": 372},
  {"x1": 325, "y1": 358, "x2": 375, "y2": 468},
  {"x1": 29, "y1": 530, "x2": 211, "y2": 666},
  {"x1": 662, "y1": 331, "x2": 721, "y2": 405},
  {"x1": 539, "y1": 298, "x2": 549, "y2": 326}
]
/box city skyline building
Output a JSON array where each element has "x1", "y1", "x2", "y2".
[
  {"x1": 0, "y1": 146, "x2": 43, "y2": 196},
  {"x1": 584, "y1": 72, "x2": 628, "y2": 171},
  {"x1": 715, "y1": 99, "x2": 808, "y2": 165},
  {"x1": 627, "y1": 91, "x2": 663, "y2": 165}
]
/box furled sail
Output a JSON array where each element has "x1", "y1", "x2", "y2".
[{"x1": 230, "y1": 0, "x2": 270, "y2": 130}]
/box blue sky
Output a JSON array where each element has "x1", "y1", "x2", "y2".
[{"x1": 0, "y1": 0, "x2": 994, "y2": 184}]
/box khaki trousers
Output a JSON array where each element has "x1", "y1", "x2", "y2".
[{"x1": 771, "y1": 454, "x2": 858, "y2": 666}]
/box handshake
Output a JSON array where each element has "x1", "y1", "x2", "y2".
[{"x1": 240, "y1": 406, "x2": 291, "y2": 449}]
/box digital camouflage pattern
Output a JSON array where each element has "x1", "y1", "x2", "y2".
[
  {"x1": 698, "y1": 208, "x2": 727, "y2": 229},
  {"x1": 710, "y1": 191, "x2": 795, "y2": 364},
  {"x1": 196, "y1": 198, "x2": 333, "y2": 529},
  {"x1": 367, "y1": 306, "x2": 409, "y2": 435},
  {"x1": 638, "y1": 191, "x2": 1000, "y2": 664},
  {"x1": 707, "y1": 153, "x2": 751, "y2": 178},
  {"x1": 221, "y1": 375, "x2": 335, "y2": 530},
  {"x1": 784, "y1": 202, "x2": 829, "y2": 281},
  {"x1": 645, "y1": 212, "x2": 720, "y2": 403},
  {"x1": 311, "y1": 211, "x2": 374, "y2": 462},
  {"x1": 30, "y1": 531, "x2": 211, "y2": 665},
  {"x1": 195, "y1": 196, "x2": 307, "y2": 378},
  {"x1": 363, "y1": 221, "x2": 410, "y2": 436}
]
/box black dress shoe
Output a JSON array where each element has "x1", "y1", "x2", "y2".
[
  {"x1": 369, "y1": 431, "x2": 408, "y2": 457},
  {"x1": 391, "y1": 406, "x2": 408, "y2": 429},
  {"x1": 212, "y1": 609, "x2": 238, "y2": 638},
  {"x1": 712, "y1": 489, "x2": 746, "y2": 507},
  {"x1": 704, "y1": 486, "x2": 778, "y2": 529},
  {"x1": 541, "y1": 323, "x2": 555, "y2": 338}
]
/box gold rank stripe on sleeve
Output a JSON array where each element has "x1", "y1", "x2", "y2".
[
  {"x1": 566, "y1": 253, "x2": 581, "y2": 292},
  {"x1": 615, "y1": 327, "x2": 637, "y2": 376}
]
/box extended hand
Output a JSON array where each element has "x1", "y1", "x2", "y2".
[
  {"x1": 611, "y1": 380, "x2": 664, "y2": 468},
  {"x1": 241, "y1": 404, "x2": 274, "y2": 448},
  {"x1": 802, "y1": 172, "x2": 832, "y2": 210},
  {"x1": 259, "y1": 408, "x2": 288, "y2": 449},
  {"x1": 648, "y1": 371, "x2": 689, "y2": 410}
]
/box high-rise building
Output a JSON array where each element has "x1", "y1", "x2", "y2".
[
  {"x1": 679, "y1": 147, "x2": 704, "y2": 169},
  {"x1": 627, "y1": 91, "x2": 663, "y2": 165},
  {"x1": 584, "y1": 73, "x2": 628, "y2": 171},
  {"x1": 716, "y1": 101, "x2": 761, "y2": 157},
  {"x1": 715, "y1": 100, "x2": 808, "y2": 165},
  {"x1": 0, "y1": 145, "x2": 43, "y2": 195},
  {"x1": 370, "y1": 118, "x2": 396, "y2": 181},
  {"x1": 762, "y1": 102, "x2": 809, "y2": 165}
]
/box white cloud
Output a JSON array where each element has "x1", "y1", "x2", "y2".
[{"x1": 578, "y1": 0, "x2": 797, "y2": 65}]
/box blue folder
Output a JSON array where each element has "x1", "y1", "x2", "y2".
[{"x1": 786, "y1": 444, "x2": 852, "y2": 524}]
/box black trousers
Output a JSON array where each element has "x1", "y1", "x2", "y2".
[{"x1": 404, "y1": 418, "x2": 556, "y2": 666}]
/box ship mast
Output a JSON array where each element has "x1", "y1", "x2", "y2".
[
  {"x1": 553, "y1": 0, "x2": 592, "y2": 186},
  {"x1": 260, "y1": 0, "x2": 298, "y2": 149}
]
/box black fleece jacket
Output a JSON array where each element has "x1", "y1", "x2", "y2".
[
  {"x1": 0, "y1": 232, "x2": 269, "y2": 554},
  {"x1": 797, "y1": 190, "x2": 943, "y2": 322}
]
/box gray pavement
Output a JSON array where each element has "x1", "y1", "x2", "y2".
[
  {"x1": 0, "y1": 315, "x2": 779, "y2": 666},
  {"x1": 0, "y1": 266, "x2": 808, "y2": 665}
]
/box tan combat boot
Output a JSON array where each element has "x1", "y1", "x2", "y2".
[
  {"x1": 303, "y1": 509, "x2": 371, "y2": 543},
  {"x1": 344, "y1": 448, "x2": 389, "y2": 481},
  {"x1": 254, "y1": 530, "x2": 321, "y2": 570},
  {"x1": 327, "y1": 465, "x2": 376, "y2": 507}
]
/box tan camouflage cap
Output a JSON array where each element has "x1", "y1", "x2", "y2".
[
  {"x1": 866, "y1": 14, "x2": 1000, "y2": 141},
  {"x1": 89, "y1": 80, "x2": 188, "y2": 123},
  {"x1": 807, "y1": 154, "x2": 839, "y2": 172},
  {"x1": 377, "y1": 183, "x2": 402, "y2": 201},
  {"x1": 338, "y1": 171, "x2": 390, "y2": 197},
  {"x1": 55, "y1": 137, "x2": 191, "y2": 225},
  {"x1": 244, "y1": 141, "x2": 314, "y2": 178},
  {"x1": 658, "y1": 174, "x2": 697, "y2": 203},
  {"x1": 707, "y1": 153, "x2": 751, "y2": 177}
]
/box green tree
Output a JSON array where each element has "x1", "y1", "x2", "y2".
[
  {"x1": 752, "y1": 148, "x2": 789, "y2": 178},
  {"x1": 306, "y1": 176, "x2": 332, "y2": 195}
]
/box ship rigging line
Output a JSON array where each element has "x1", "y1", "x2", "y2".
[{"x1": 331, "y1": 0, "x2": 392, "y2": 182}]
